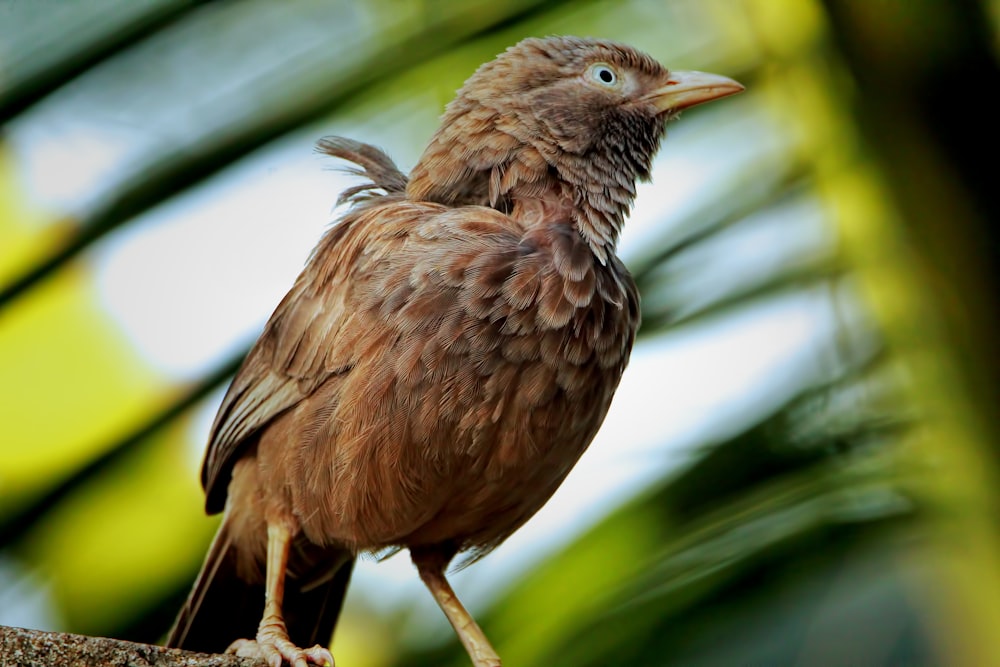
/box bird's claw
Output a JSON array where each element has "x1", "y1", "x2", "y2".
[{"x1": 227, "y1": 635, "x2": 333, "y2": 667}]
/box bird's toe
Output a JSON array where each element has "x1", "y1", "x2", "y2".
[{"x1": 226, "y1": 635, "x2": 333, "y2": 667}]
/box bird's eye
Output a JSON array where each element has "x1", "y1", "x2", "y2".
[{"x1": 588, "y1": 64, "x2": 618, "y2": 87}]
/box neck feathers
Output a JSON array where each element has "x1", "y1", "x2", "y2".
[{"x1": 406, "y1": 96, "x2": 665, "y2": 264}]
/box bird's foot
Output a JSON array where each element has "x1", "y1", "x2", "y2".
[{"x1": 227, "y1": 632, "x2": 333, "y2": 667}]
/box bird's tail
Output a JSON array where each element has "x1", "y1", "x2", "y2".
[{"x1": 166, "y1": 517, "x2": 354, "y2": 655}]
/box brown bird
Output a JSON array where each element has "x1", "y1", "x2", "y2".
[{"x1": 166, "y1": 36, "x2": 742, "y2": 667}]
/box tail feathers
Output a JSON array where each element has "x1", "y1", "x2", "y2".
[
  {"x1": 167, "y1": 519, "x2": 260, "y2": 654},
  {"x1": 286, "y1": 555, "x2": 355, "y2": 648},
  {"x1": 316, "y1": 136, "x2": 408, "y2": 207},
  {"x1": 167, "y1": 519, "x2": 355, "y2": 654}
]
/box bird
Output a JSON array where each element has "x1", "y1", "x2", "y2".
[{"x1": 166, "y1": 35, "x2": 743, "y2": 667}]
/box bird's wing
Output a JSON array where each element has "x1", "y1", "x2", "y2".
[
  {"x1": 200, "y1": 199, "x2": 438, "y2": 512},
  {"x1": 199, "y1": 192, "x2": 598, "y2": 515}
]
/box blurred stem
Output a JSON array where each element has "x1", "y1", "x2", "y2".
[
  {"x1": 819, "y1": 0, "x2": 1000, "y2": 664},
  {"x1": 821, "y1": 0, "x2": 1000, "y2": 432},
  {"x1": 0, "y1": 0, "x2": 200, "y2": 122}
]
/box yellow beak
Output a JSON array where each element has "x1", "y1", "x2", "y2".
[{"x1": 645, "y1": 70, "x2": 745, "y2": 113}]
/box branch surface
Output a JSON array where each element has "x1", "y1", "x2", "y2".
[{"x1": 0, "y1": 625, "x2": 263, "y2": 667}]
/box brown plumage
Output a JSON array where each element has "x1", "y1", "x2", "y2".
[{"x1": 167, "y1": 36, "x2": 742, "y2": 667}]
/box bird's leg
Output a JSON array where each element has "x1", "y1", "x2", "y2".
[
  {"x1": 412, "y1": 547, "x2": 501, "y2": 667},
  {"x1": 227, "y1": 522, "x2": 334, "y2": 667}
]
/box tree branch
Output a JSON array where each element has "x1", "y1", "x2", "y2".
[{"x1": 0, "y1": 625, "x2": 264, "y2": 667}]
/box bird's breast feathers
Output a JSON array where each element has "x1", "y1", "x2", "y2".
[{"x1": 262, "y1": 200, "x2": 640, "y2": 550}]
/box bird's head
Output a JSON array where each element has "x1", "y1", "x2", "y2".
[{"x1": 408, "y1": 36, "x2": 743, "y2": 261}]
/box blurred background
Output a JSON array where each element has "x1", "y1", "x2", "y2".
[{"x1": 2, "y1": 0, "x2": 999, "y2": 665}]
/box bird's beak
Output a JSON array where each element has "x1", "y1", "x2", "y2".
[{"x1": 645, "y1": 71, "x2": 744, "y2": 113}]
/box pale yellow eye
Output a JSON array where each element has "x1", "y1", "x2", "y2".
[{"x1": 588, "y1": 63, "x2": 618, "y2": 87}]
